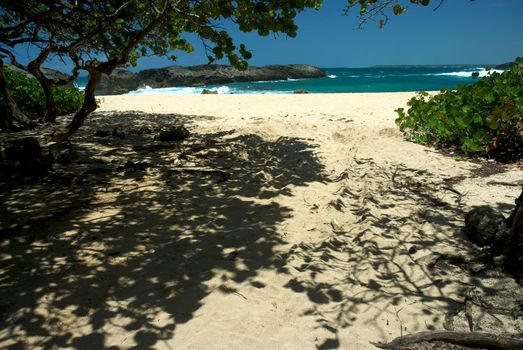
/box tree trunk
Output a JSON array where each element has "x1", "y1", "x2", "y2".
[
  {"x1": 28, "y1": 56, "x2": 58, "y2": 123},
  {"x1": 505, "y1": 187, "x2": 523, "y2": 270},
  {"x1": 0, "y1": 58, "x2": 31, "y2": 128},
  {"x1": 51, "y1": 70, "x2": 102, "y2": 141},
  {"x1": 49, "y1": 6, "x2": 172, "y2": 140},
  {"x1": 29, "y1": 68, "x2": 58, "y2": 123},
  {"x1": 42, "y1": 80, "x2": 58, "y2": 123}
]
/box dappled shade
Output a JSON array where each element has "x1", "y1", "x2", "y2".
[{"x1": 0, "y1": 111, "x2": 326, "y2": 349}]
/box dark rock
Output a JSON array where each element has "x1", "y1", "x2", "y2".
[
  {"x1": 46, "y1": 170, "x2": 82, "y2": 186},
  {"x1": 112, "y1": 128, "x2": 125, "y2": 138},
  {"x1": 201, "y1": 89, "x2": 218, "y2": 94},
  {"x1": 506, "y1": 189, "x2": 523, "y2": 271},
  {"x1": 96, "y1": 69, "x2": 141, "y2": 96},
  {"x1": 48, "y1": 142, "x2": 77, "y2": 164},
  {"x1": 155, "y1": 125, "x2": 190, "y2": 142},
  {"x1": 408, "y1": 245, "x2": 418, "y2": 254},
  {"x1": 124, "y1": 160, "x2": 149, "y2": 171},
  {"x1": 294, "y1": 89, "x2": 309, "y2": 94},
  {"x1": 95, "y1": 64, "x2": 326, "y2": 95},
  {"x1": 0, "y1": 137, "x2": 45, "y2": 181},
  {"x1": 139, "y1": 64, "x2": 326, "y2": 88},
  {"x1": 83, "y1": 165, "x2": 112, "y2": 176},
  {"x1": 493, "y1": 62, "x2": 516, "y2": 70},
  {"x1": 464, "y1": 206, "x2": 507, "y2": 252},
  {"x1": 6, "y1": 64, "x2": 73, "y2": 86},
  {"x1": 94, "y1": 130, "x2": 110, "y2": 137}
]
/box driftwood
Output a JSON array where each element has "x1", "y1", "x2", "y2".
[{"x1": 371, "y1": 331, "x2": 523, "y2": 350}]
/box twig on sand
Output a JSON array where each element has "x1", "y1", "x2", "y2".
[
  {"x1": 370, "y1": 330, "x2": 523, "y2": 350},
  {"x1": 393, "y1": 306, "x2": 405, "y2": 338},
  {"x1": 442, "y1": 186, "x2": 463, "y2": 202}
]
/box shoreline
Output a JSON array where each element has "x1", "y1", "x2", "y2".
[
  {"x1": 83, "y1": 65, "x2": 495, "y2": 95},
  {"x1": 116, "y1": 90, "x2": 440, "y2": 95},
  {"x1": 100, "y1": 90, "x2": 426, "y2": 96}
]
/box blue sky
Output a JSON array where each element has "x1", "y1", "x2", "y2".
[
  {"x1": 136, "y1": 0, "x2": 523, "y2": 69},
  {"x1": 20, "y1": 0, "x2": 523, "y2": 71}
]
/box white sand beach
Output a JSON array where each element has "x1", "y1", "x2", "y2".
[{"x1": 1, "y1": 93, "x2": 522, "y2": 349}]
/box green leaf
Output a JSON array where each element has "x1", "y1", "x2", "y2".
[
  {"x1": 393, "y1": 5, "x2": 404, "y2": 15},
  {"x1": 395, "y1": 60, "x2": 523, "y2": 158}
]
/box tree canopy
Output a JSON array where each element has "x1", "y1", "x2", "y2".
[{"x1": 0, "y1": 0, "x2": 452, "y2": 136}]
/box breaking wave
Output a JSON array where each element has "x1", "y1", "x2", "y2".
[
  {"x1": 128, "y1": 85, "x2": 232, "y2": 95},
  {"x1": 126, "y1": 85, "x2": 291, "y2": 95},
  {"x1": 428, "y1": 68, "x2": 504, "y2": 78}
]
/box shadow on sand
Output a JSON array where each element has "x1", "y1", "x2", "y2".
[
  {"x1": 1, "y1": 112, "x2": 519, "y2": 349},
  {"x1": 0, "y1": 111, "x2": 327, "y2": 349},
  {"x1": 278, "y1": 159, "x2": 520, "y2": 349}
]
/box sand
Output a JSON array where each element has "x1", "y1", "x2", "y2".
[{"x1": 1, "y1": 92, "x2": 522, "y2": 349}]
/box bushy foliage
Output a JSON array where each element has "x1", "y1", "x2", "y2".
[
  {"x1": 51, "y1": 83, "x2": 84, "y2": 116},
  {"x1": 395, "y1": 58, "x2": 523, "y2": 161},
  {"x1": 0, "y1": 67, "x2": 83, "y2": 119}
]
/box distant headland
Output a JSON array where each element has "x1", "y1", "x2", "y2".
[{"x1": 95, "y1": 64, "x2": 326, "y2": 95}]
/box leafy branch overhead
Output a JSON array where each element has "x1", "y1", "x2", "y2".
[
  {"x1": 1, "y1": 0, "x2": 454, "y2": 137},
  {"x1": 345, "y1": 0, "x2": 475, "y2": 28}
]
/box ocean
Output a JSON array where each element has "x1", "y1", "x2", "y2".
[{"x1": 77, "y1": 66, "x2": 503, "y2": 94}]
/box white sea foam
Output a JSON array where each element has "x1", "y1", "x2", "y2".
[
  {"x1": 125, "y1": 82, "x2": 299, "y2": 94},
  {"x1": 251, "y1": 79, "x2": 287, "y2": 83},
  {"x1": 327, "y1": 75, "x2": 337, "y2": 78},
  {"x1": 128, "y1": 86, "x2": 199, "y2": 94},
  {"x1": 429, "y1": 68, "x2": 504, "y2": 78},
  {"x1": 128, "y1": 85, "x2": 232, "y2": 95},
  {"x1": 251, "y1": 78, "x2": 304, "y2": 83},
  {"x1": 215, "y1": 86, "x2": 230, "y2": 94},
  {"x1": 234, "y1": 90, "x2": 289, "y2": 94}
]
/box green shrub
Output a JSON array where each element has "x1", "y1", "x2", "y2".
[
  {"x1": 0, "y1": 66, "x2": 84, "y2": 119},
  {"x1": 52, "y1": 83, "x2": 84, "y2": 115},
  {"x1": 395, "y1": 58, "x2": 523, "y2": 161}
]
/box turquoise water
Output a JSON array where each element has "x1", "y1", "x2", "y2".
[{"x1": 77, "y1": 66, "x2": 503, "y2": 94}]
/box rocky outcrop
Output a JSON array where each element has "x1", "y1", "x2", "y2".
[
  {"x1": 95, "y1": 69, "x2": 142, "y2": 95},
  {"x1": 494, "y1": 62, "x2": 516, "y2": 70},
  {"x1": 96, "y1": 64, "x2": 326, "y2": 95},
  {"x1": 201, "y1": 89, "x2": 218, "y2": 94},
  {"x1": 6, "y1": 64, "x2": 72, "y2": 85}
]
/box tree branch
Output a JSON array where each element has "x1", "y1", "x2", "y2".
[{"x1": 371, "y1": 331, "x2": 523, "y2": 350}]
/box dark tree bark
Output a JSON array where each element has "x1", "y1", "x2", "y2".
[
  {"x1": 1, "y1": 47, "x2": 60, "y2": 124},
  {"x1": 372, "y1": 330, "x2": 523, "y2": 350},
  {"x1": 0, "y1": 58, "x2": 31, "y2": 128},
  {"x1": 51, "y1": 5, "x2": 172, "y2": 140},
  {"x1": 28, "y1": 57, "x2": 58, "y2": 123},
  {"x1": 51, "y1": 70, "x2": 102, "y2": 141}
]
